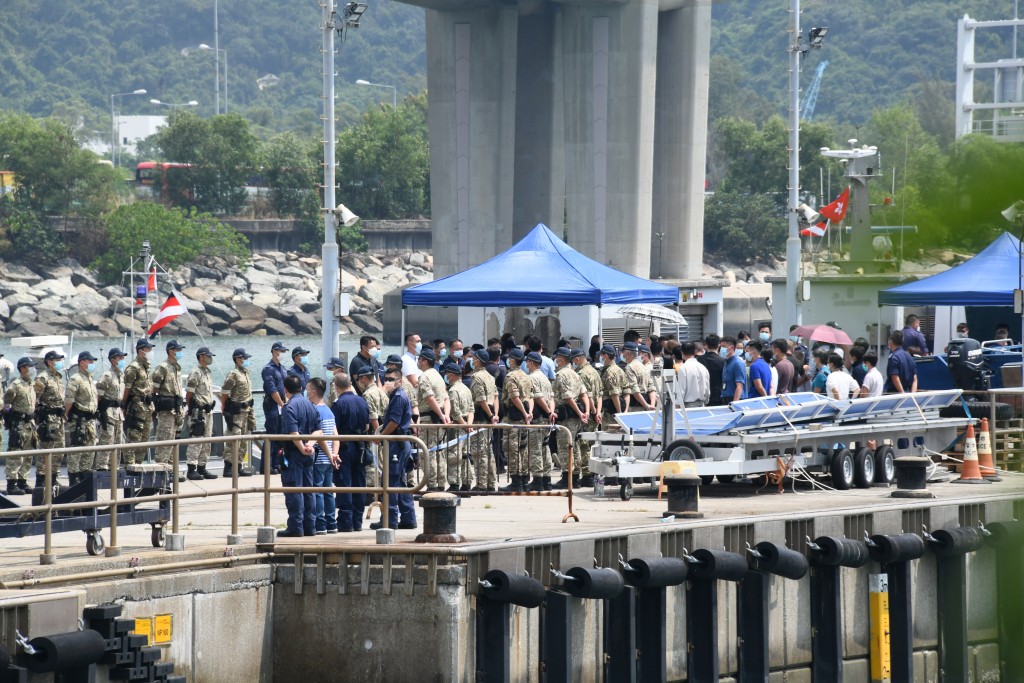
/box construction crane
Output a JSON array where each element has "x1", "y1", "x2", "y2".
[{"x1": 801, "y1": 60, "x2": 829, "y2": 122}]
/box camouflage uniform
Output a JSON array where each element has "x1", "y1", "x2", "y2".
[
  {"x1": 221, "y1": 366, "x2": 255, "y2": 468},
  {"x1": 600, "y1": 362, "x2": 628, "y2": 431},
  {"x1": 470, "y1": 368, "x2": 497, "y2": 489},
  {"x1": 552, "y1": 364, "x2": 585, "y2": 476},
  {"x1": 528, "y1": 368, "x2": 555, "y2": 478},
  {"x1": 361, "y1": 383, "x2": 389, "y2": 489},
  {"x1": 65, "y1": 369, "x2": 98, "y2": 473},
  {"x1": 185, "y1": 365, "x2": 215, "y2": 468},
  {"x1": 625, "y1": 358, "x2": 648, "y2": 412},
  {"x1": 447, "y1": 378, "x2": 474, "y2": 489},
  {"x1": 123, "y1": 354, "x2": 154, "y2": 466},
  {"x1": 416, "y1": 367, "x2": 449, "y2": 489},
  {"x1": 151, "y1": 358, "x2": 184, "y2": 467},
  {"x1": 575, "y1": 361, "x2": 603, "y2": 477},
  {"x1": 33, "y1": 367, "x2": 65, "y2": 479},
  {"x1": 501, "y1": 367, "x2": 533, "y2": 479},
  {"x1": 95, "y1": 364, "x2": 125, "y2": 470},
  {"x1": 3, "y1": 376, "x2": 36, "y2": 483}
]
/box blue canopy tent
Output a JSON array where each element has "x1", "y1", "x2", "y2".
[
  {"x1": 402, "y1": 223, "x2": 678, "y2": 306},
  {"x1": 878, "y1": 231, "x2": 1023, "y2": 306}
]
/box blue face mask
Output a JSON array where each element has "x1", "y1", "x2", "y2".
[
  {"x1": 744, "y1": 352, "x2": 753, "y2": 362},
  {"x1": 174, "y1": 351, "x2": 183, "y2": 361},
  {"x1": 862, "y1": 363, "x2": 869, "y2": 371},
  {"x1": 440, "y1": 349, "x2": 448, "y2": 359},
  {"x1": 243, "y1": 359, "x2": 251, "y2": 368},
  {"x1": 369, "y1": 347, "x2": 381, "y2": 359},
  {"x1": 87, "y1": 363, "x2": 96, "y2": 374},
  {"x1": 55, "y1": 361, "x2": 65, "y2": 371},
  {"x1": 596, "y1": 359, "x2": 604, "y2": 369},
  {"x1": 414, "y1": 342, "x2": 423, "y2": 353},
  {"x1": 759, "y1": 332, "x2": 771, "y2": 342},
  {"x1": 502, "y1": 359, "x2": 509, "y2": 369},
  {"x1": 117, "y1": 359, "x2": 127, "y2": 370},
  {"x1": 452, "y1": 349, "x2": 463, "y2": 359},
  {"x1": 789, "y1": 335, "x2": 799, "y2": 343},
  {"x1": 719, "y1": 347, "x2": 729, "y2": 359}
]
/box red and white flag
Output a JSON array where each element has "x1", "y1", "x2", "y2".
[
  {"x1": 147, "y1": 292, "x2": 187, "y2": 336},
  {"x1": 800, "y1": 220, "x2": 829, "y2": 238},
  {"x1": 818, "y1": 187, "x2": 850, "y2": 223}
]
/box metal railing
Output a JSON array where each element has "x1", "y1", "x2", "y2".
[{"x1": 0, "y1": 422, "x2": 578, "y2": 565}]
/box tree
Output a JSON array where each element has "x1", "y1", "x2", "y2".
[
  {"x1": 703, "y1": 190, "x2": 787, "y2": 261},
  {"x1": 261, "y1": 131, "x2": 318, "y2": 218},
  {"x1": 155, "y1": 111, "x2": 260, "y2": 215},
  {"x1": 93, "y1": 203, "x2": 249, "y2": 283}
]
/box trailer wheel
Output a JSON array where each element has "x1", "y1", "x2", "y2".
[
  {"x1": 830, "y1": 449, "x2": 855, "y2": 490},
  {"x1": 86, "y1": 532, "x2": 105, "y2": 556},
  {"x1": 874, "y1": 445, "x2": 896, "y2": 485},
  {"x1": 717, "y1": 475, "x2": 737, "y2": 484},
  {"x1": 619, "y1": 480, "x2": 633, "y2": 501},
  {"x1": 853, "y1": 447, "x2": 875, "y2": 489},
  {"x1": 151, "y1": 525, "x2": 166, "y2": 548},
  {"x1": 665, "y1": 439, "x2": 704, "y2": 461},
  {"x1": 700, "y1": 476, "x2": 715, "y2": 487}
]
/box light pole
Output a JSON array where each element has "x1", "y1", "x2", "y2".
[
  {"x1": 150, "y1": 99, "x2": 200, "y2": 110},
  {"x1": 110, "y1": 89, "x2": 147, "y2": 167},
  {"x1": 199, "y1": 43, "x2": 228, "y2": 113},
  {"x1": 356, "y1": 79, "x2": 397, "y2": 109}
]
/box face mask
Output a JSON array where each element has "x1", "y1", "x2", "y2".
[
  {"x1": 862, "y1": 363, "x2": 869, "y2": 371},
  {"x1": 243, "y1": 359, "x2": 251, "y2": 368},
  {"x1": 789, "y1": 335, "x2": 799, "y2": 343},
  {"x1": 502, "y1": 359, "x2": 509, "y2": 369},
  {"x1": 744, "y1": 352, "x2": 753, "y2": 362},
  {"x1": 55, "y1": 361, "x2": 65, "y2": 371},
  {"x1": 617, "y1": 354, "x2": 624, "y2": 364},
  {"x1": 139, "y1": 351, "x2": 149, "y2": 360},
  {"x1": 957, "y1": 332, "x2": 968, "y2": 339},
  {"x1": 719, "y1": 347, "x2": 729, "y2": 359},
  {"x1": 414, "y1": 342, "x2": 423, "y2": 353},
  {"x1": 87, "y1": 363, "x2": 96, "y2": 374},
  {"x1": 174, "y1": 351, "x2": 183, "y2": 361},
  {"x1": 439, "y1": 349, "x2": 448, "y2": 359},
  {"x1": 117, "y1": 359, "x2": 127, "y2": 370},
  {"x1": 369, "y1": 347, "x2": 381, "y2": 359},
  {"x1": 452, "y1": 349, "x2": 463, "y2": 359},
  {"x1": 27, "y1": 368, "x2": 37, "y2": 380},
  {"x1": 596, "y1": 359, "x2": 604, "y2": 369},
  {"x1": 759, "y1": 332, "x2": 771, "y2": 342}
]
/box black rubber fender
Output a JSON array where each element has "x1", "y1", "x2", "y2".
[
  {"x1": 624, "y1": 557, "x2": 688, "y2": 588},
  {"x1": 479, "y1": 569, "x2": 546, "y2": 608}
]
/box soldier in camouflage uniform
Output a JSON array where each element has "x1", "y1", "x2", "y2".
[
  {"x1": 122, "y1": 338, "x2": 155, "y2": 468},
  {"x1": 572, "y1": 348, "x2": 602, "y2": 486},
  {"x1": 185, "y1": 347, "x2": 218, "y2": 480},
  {"x1": 499, "y1": 349, "x2": 534, "y2": 492},
  {"x1": 525, "y1": 352, "x2": 555, "y2": 490},
  {"x1": 64, "y1": 351, "x2": 99, "y2": 485},
  {"x1": 444, "y1": 360, "x2": 474, "y2": 491},
  {"x1": 95, "y1": 349, "x2": 126, "y2": 472},
  {"x1": 3, "y1": 357, "x2": 37, "y2": 495},
  {"x1": 220, "y1": 348, "x2": 255, "y2": 477},
  {"x1": 34, "y1": 350, "x2": 66, "y2": 487},
  {"x1": 551, "y1": 347, "x2": 588, "y2": 490},
  {"x1": 151, "y1": 340, "x2": 186, "y2": 481},
  {"x1": 469, "y1": 349, "x2": 499, "y2": 492},
  {"x1": 414, "y1": 349, "x2": 450, "y2": 491},
  {"x1": 355, "y1": 366, "x2": 387, "y2": 493},
  {"x1": 623, "y1": 342, "x2": 653, "y2": 412},
  {"x1": 638, "y1": 344, "x2": 659, "y2": 409},
  {"x1": 598, "y1": 344, "x2": 627, "y2": 430}
]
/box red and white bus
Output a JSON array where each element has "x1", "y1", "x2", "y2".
[{"x1": 135, "y1": 161, "x2": 192, "y2": 202}]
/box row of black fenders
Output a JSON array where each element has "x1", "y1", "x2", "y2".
[
  {"x1": 0, "y1": 602, "x2": 183, "y2": 683},
  {"x1": 475, "y1": 521, "x2": 1024, "y2": 682}
]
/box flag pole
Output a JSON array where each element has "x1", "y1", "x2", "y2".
[{"x1": 148, "y1": 256, "x2": 208, "y2": 344}]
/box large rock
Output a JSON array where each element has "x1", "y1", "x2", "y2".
[
  {"x1": 231, "y1": 300, "x2": 267, "y2": 322},
  {"x1": 409, "y1": 252, "x2": 426, "y2": 268},
  {"x1": 95, "y1": 318, "x2": 121, "y2": 337},
  {"x1": 204, "y1": 300, "x2": 239, "y2": 323},
  {"x1": 349, "y1": 314, "x2": 383, "y2": 333},
  {"x1": 66, "y1": 288, "x2": 110, "y2": 316},
  {"x1": 181, "y1": 286, "x2": 212, "y2": 302},
  {"x1": 0, "y1": 300, "x2": 9, "y2": 320},
  {"x1": 281, "y1": 289, "x2": 318, "y2": 310},
  {"x1": 278, "y1": 266, "x2": 309, "y2": 279},
  {"x1": 251, "y1": 292, "x2": 281, "y2": 309},
  {"x1": 230, "y1": 319, "x2": 262, "y2": 334},
  {"x1": 250, "y1": 259, "x2": 277, "y2": 274},
  {"x1": 263, "y1": 318, "x2": 295, "y2": 336},
  {"x1": 5, "y1": 291, "x2": 39, "y2": 308},
  {"x1": 358, "y1": 281, "x2": 392, "y2": 308},
  {"x1": 0, "y1": 281, "x2": 30, "y2": 298},
  {"x1": 201, "y1": 314, "x2": 231, "y2": 331},
  {"x1": 242, "y1": 268, "x2": 278, "y2": 288},
  {"x1": 14, "y1": 321, "x2": 57, "y2": 337},
  {"x1": 0, "y1": 263, "x2": 42, "y2": 285},
  {"x1": 362, "y1": 264, "x2": 385, "y2": 281},
  {"x1": 36, "y1": 276, "x2": 77, "y2": 298},
  {"x1": 114, "y1": 314, "x2": 143, "y2": 334},
  {"x1": 282, "y1": 311, "x2": 321, "y2": 335},
  {"x1": 10, "y1": 307, "x2": 37, "y2": 325}
]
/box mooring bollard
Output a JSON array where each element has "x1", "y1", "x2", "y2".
[
  {"x1": 414, "y1": 492, "x2": 464, "y2": 543},
  {"x1": 890, "y1": 456, "x2": 933, "y2": 498},
  {"x1": 663, "y1": 473, "x2": 703, "y2": 519}
]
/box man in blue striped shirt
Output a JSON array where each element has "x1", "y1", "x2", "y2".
[{"x1": 307, "y1": 378, "x2": 337, "y2": 534}]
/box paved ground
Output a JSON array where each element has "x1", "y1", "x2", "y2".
[{"x1": 1, "y1": 461, "x2": 1021, "y2": 575}]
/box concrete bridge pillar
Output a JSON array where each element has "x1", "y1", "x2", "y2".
[{"x1": 425, "y1": 4, "x2": 519, "y2": 278}]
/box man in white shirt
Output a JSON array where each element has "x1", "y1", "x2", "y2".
[
  {"x1": 824, "y1": 353, "x2": 860, "y2": 399},
  {"x1": 401, "y1": 333, "x2": 422, "y2": 388},
  {"x1": 859, "y1": 350, "x2": 884, "y2": 398},
  {"x1": 676, "y1": 341, "x2": 710, "y2": 407}
]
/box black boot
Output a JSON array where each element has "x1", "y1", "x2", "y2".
[
  {"x1": 527, "y1": 477, "x2": 544, "y2": 492},
  {"x1": 187, "y1": 464, "x2": 203, "y2": 481},
  {"x1": 6, "y1": 480, "x2": 25, "y2": 496},
  {"x1": 66, "y1": 473, "x2": 77, "y2": 487},
  {"x1": 34, "y1": 475, "x2": 46, "y2": 489},
  {"x1": 16, "y1": 479, "x2": 32, "y2": 494},
  {"x1": 571, "y1": 473, "x2": 581, "y2": 489},
  {"x1": 197, "y1": 465, "x2": 217, "y2": 480},
  {"x1": 543, "y1": 476, "x2": 553, "y2": 491},
  {"x1": 551, "y1": 473, "x2": 570, "y2": 490},
  {"x1": 222, "y1": 462, "x2": 233, "y2": 478},
  {"x1": 578, "y1": 474, "x2": 594, "y2": 488},
  {"x1": 500, "y1": 475, "x2": 524, "y2": 493}
]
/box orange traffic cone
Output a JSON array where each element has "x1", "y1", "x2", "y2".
[
  {"x1": 977, "y1": 417, "x2": 1002, "y2": 482},
  {"x1": 954, "y1": 423, "x2": 990, "y2": 484}
]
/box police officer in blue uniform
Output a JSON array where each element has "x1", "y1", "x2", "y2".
[
  {"x1": 287, "y1": 346, "x2": 312, "y2": 393},
  {"x1": 331, "y1": 372, "x2": 370, "y2": 532},
  {"x1": 262, "y1": 341, "x2": 289, "y2": 434},
  {"x1": 371, "y1": 367, "x2": 417, "y2": 530},
  {"x1": 278, "y1": 374, "x2": 331, "y2": 537}
]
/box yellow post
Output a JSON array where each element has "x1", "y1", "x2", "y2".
[{"x1": 869, "y1": 573, "x2": 892, "y2": 683}]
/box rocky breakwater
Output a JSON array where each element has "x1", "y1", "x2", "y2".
[{"x1": 0, "y1": 250, "x2": 433, "y2": 339}]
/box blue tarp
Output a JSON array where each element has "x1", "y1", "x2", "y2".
[
  {"x1": 878, "y1": 231, "x2": 1023, "y2": 306},
  {"x1": 401, "y1": 223, "x2": 679, "y2": 307}
]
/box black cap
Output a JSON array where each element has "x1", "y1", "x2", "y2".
[
  {"x1": 271, "y1": 341, "x2": 289, "y2": 352},
  {"x1": 77, "y1": 351, "x2": 98, "y2": 362},
  {"x1": 196, "y1": 346, "x2": 215, "y2": 357},
  {"x1": 471, "y1": 343, "x2": 484, "y2": 352},
  {"x1": 474, "y1": 349, "x2": 490, "y2": 364},
  {"x1": 44, "y1": 350, "x2": 64, "y2": 361},
  {"x1": 599, "y1": 343, "x2": 617, "y2": 357},
  {"x1": 385, "y1": 354, "x2": 403, "y2": 366},
  {"x1": 166, "y1": 339, "x2": 184, "y2": 351},
  {"x1": 554, "y1": 347, "x2": 571, "y2": 358},
  {"x1": 418, "y1": 348, "x2": 436, "y2": 362},
  {"x1": 508, "y1": 348, "x2": 525, "y2": 362},
  {"x1": 354, "y1": 366, "x2": 374, "y2": 379},
  {"x1": 108, "y1": 348, "x2": 127, "y2": 360},
  {"x1": 291, "y1": 346, "x2": 309, "y2": 357},
  {"x1": 17, "y1": 357, "x2": 33, "y2": 369},
  {"x1": 136, "y1": 338, "x2": 154, "y2": 349},
  {"x1": 232, "y1": 348, "x2": 252, "y2": 359},
  {"x1": 570, "y1": 348, "x2": 586, "y2": 360},
  {"x1": 325, "y1": 357, "x2": 344, "y2": 369}
]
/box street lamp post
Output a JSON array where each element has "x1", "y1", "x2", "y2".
[
  {"x1": 199, "y1": 43, "x2": 228, "y2": 113},
  {"x1": 110, "y1": 89, "x2": 147, "y2": 167},
  {"x1": 355, "y1": 79, "x2": 397, "y2": 109}
]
